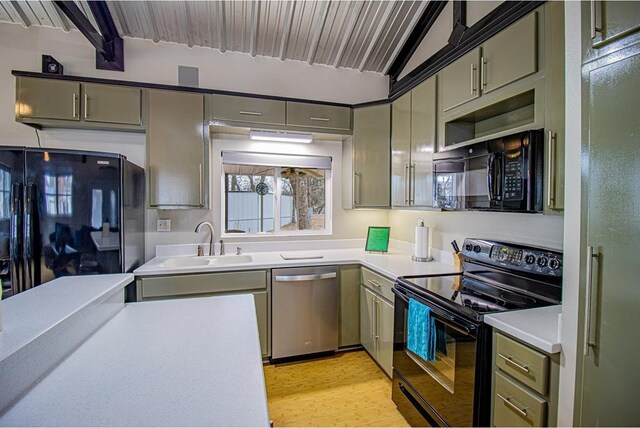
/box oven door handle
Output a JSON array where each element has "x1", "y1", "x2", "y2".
[{"x1": 392, "y1": 287, "x2": 476, "y2": 335}]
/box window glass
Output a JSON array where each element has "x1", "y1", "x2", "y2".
[{"x1": 223, "y1": 161, "x2": 329, "y2": 236}]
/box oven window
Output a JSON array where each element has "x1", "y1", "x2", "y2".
[{"x1": 406, "y1": 319, "x2": 457, "y2": 393}]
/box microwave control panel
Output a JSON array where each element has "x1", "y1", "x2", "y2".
[
  {"x1": 503, "y1": 152, "x2": 524, "y2": 201},
  {"x1": 462, "y1": 239, "x2": 562, "y2": 277}
]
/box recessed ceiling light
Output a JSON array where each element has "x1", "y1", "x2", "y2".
[{"x1": 249, "y1": 130, "x2": 313, "y2": 144}]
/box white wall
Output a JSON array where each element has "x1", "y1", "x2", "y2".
[
  {"x1": 0, "y1": 23, "x2": 389, "y2": 260},
  {"x1": 398, "y1": 1, "x2": 504, "y2": 80},
  {"x1": 388, "y1": 210, "x2": 564, "y2": 257}
]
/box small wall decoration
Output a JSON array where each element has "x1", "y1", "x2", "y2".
[{"x1": 256, "y1": 182, "x2": 269, "y2": 196}]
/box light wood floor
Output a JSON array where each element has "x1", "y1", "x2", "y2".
[{"x1": 263, "y1": 351, "x2": 410, "y2": 427}]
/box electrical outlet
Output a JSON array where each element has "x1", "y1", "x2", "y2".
[{"x1": 157, "y1": 219, "x2": 171, "y2": 232}]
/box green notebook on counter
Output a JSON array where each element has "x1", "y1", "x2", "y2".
[{"x1": 365, "y1": 226, "x2": 390, "y2": 253}]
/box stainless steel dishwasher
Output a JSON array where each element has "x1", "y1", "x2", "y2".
[{"x1": 272, "y1": 266, "x2": 338, "y2": 360}]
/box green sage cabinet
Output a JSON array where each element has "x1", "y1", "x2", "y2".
[
  {"x1": 391, "y1": 76, "x2": 436, "y2": 208},
  {"x1": 360, "y1": 268, "x2": 394, "y2": 377},
  {"x1": 82, "y1": 83, "x2": 141, "y2": 125},
  {"x1": 578, "y1": 16, "x2": 640, "y2": 425},
  {"x1": 286, "y1": 102, "x2": 351, "y2": 132},
  {"x1": 147, "y1": 90, "x2": 208, "y2": 208},
  {"x1": 345, "y1": 104, "x2": 390, "y2": 208},
  {"x1": 441, "y1": 12, "x2": 538, "y2": 112},
  {"x1": 590, "y1": 1, "x2": 640, "y2": 48},
  {"x1": 16, "y1": 77, "x2": 80, "y2": 121},
  {"x1": 211, "y1": 94, "x2": 285, "y2": 126},
  {"x1": 137, "y1": 270, "x2": 270, "y2": 357}
]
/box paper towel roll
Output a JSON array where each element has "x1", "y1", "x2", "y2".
[{"x1": 414, "y1": 223, "x2": 429, "y2": 259}]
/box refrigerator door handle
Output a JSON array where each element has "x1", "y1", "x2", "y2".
[
  {"x1": 24, "y1": 182, "x2": 36, "y2": 290},
  {"x1": 10, "y1": 181, "x2": 23, "y2": 295}
]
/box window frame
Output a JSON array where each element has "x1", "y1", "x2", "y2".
[{"x1": 221, "y1": 164, "x2": 332, "y2": 238}]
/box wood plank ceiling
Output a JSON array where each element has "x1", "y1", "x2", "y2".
[{"x1": 0, "y1": 1, "x2": 428, "y2": 74}]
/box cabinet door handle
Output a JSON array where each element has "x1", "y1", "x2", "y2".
[
  {"x1": 547, "y1": 130, "x2": 557, "y2": 208},
  {"x1": 375, "y1": 298, "x2": 381, "y2": 341},
  {"x1": 239, "y1": 111, "x2": 262, "y2": 116},
  {"x1": 497, "y1": 393, "x2": 528, "y2": 418},
  {"x1": 367, "y1": 279, "x2": 381, "y2": 288},
  {"x1": 481, "y1": 56, "x2": 487, "y2": 90},
  {"x1": 310, "y1": 117, "x2": 330, "y2": 122},
  {"x1": 584, "y1": 246, "x2": 599, "y2": 355},
  {"x1": 590, "y1": 0, "x2": 602, "y2": 39},
  {"x1": 72, "y1": 93, "x2": 78, "y2": 119},
  {"x1": 354, "y1": 172, "x2": 361, "y2": 206},
  {"x1": 404, "y1": 163, "x2": 410, "y2": 205},
  {"x1": 370, "y1": 296, "x2": 376, "y2": 339},
  {"x1": 410, "y1": 163, "x2": 416, "y2": 204},
  {"x1": 470, "y1": 63, "x2": 477, "y2": 95},
  {"x1": 84, "y1": 93, "x2": 89, "y2": 119},
  {"x1": 497, "y1": 353, "x2": 530, "y2": 373},
  {"x1": 198, "y1": 163, "x2": 203, "y2": 206}
]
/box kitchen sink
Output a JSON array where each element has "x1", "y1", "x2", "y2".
[{"x1": 159, "y1": 255, "x2": 253, "y2": 268}]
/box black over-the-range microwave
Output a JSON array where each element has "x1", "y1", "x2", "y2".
[{"x1": 432, "y1": 129, "x2": 544, "y2": 213}]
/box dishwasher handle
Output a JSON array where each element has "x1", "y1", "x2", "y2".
[{"x1": 274, "y1": 272, "x2": 337, "y2": 282}]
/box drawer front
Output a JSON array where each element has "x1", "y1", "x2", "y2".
[
  {"x1": 140, "y1": 270, "x2": 267, "y2": 299},
  {"x1": 286, "y1": 102, "x2": 351, "y2": 131},
  {"x1": 212, "y1": 94, "x2": 285, "y2": 125},
  {"x1": 361, "y1": 267, "x2": 394, "y2": 302},
  {"x1": 494, "y1": 371, "x2": 546, "y2": 427},
  {"x1": 496, "y1": 333, "x2": 549, "y2": 394}
]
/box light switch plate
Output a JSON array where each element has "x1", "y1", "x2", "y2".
[{"x1": 157, "y1": 219, "x2": 171, "y2": 232}]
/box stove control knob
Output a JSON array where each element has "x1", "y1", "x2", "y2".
[
  {"x1": 548, "y1": 258, "x2": 561, "y2": 270},
  {"x1": 473, "y1": 245, "x2": 482, "y2": 253},
  {"x1": 524, "y1": 254, "x2": 536, "y2": 265},
  {"x1": 537, "y1": 256, "x2": 548, "y2": 268},
  {"x1": 465, "y1": 244, "x2": 473, "y2": 252}
]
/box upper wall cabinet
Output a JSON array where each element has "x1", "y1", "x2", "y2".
[
  {"x1": 17, "y1": 77, "x2": 80, "y2": 121},
  {"x1": 15, "y1": 77, "x2": 143, "y2": 131},
  {"x1": 441, "y1": 12, "x2": 538, "y2": 112},
  {"x1": 82, "y1": 83, "x2": 141, "y2": 125},
  {"x1": 286, "y1": 102, "x2": 352, "y2": 133},
  {"x1": 343, "y1": 104, "x2": 390, "y2": 209},
  {"x1": 590, "y1": 1, "x2": 640, "y2": 49},
  {"x1": 211, "y1": 94, "x2": 285, "y2": 126},
  {"x1": 147, "y1": 90, "x2": 208, "y2": 209},
  {"x1": 391, "y1": 77, "x2": 436, "y2": 208}
]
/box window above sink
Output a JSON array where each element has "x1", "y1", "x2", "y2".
[{"x1": 221, "y1": 151, "x2": 332, "y2": 237}]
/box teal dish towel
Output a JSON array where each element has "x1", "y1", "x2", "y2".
[{"x1": 407, "y1": 298, "x2": 437, "y2": 362}]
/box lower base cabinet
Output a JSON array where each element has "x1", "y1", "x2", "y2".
[
  {"x1": 492, "y1": 332, "x2": 559, "y2": 427},
  {"x1": 360, "y1": 269, "x2": 394, "y2": 377},
  {"x1": 137, "y1": 270, "x2": 270, "y2": 358}
]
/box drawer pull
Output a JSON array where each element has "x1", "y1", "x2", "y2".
[
  {"x1": 239, "y1": 111, "x2": 263, "y2": 116},
  {"x1": 310, "y1": 117, "x2": 330, "y2": 122},
  {"x1": 498, "y1": 353, "x2": 530, "y2": 374},
  {"x1": 497, "y1": 393, "x2": 528, "y2": 418},
  {"x1": 367, "y1": 279, "x2": 381, "y2": 288}
]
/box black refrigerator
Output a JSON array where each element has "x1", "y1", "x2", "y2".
[{"x1": 0, "y1": 147, "x2": 144, "y2": 299}]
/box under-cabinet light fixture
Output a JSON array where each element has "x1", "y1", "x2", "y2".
[{"x1": 249, "y1": 130, "x2": 313, "y2": 144}]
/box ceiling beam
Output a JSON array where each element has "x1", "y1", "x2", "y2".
[
  {"x1": 386, "y1": 0, "x2": 448, "y2": 80},
  {"x1": 448, "y1": 0, "x2": 468, "y2": 46},
  {"x1": 54, "y1": 0, "x2": 124, "y2": 71},
  {"x1": 307, "y1": 1, "x2": 331, "y2": 65},
  {"x1": 278, "y1": 1, "x2": 295, "y2": 61},
  {"x1": 382, "y1": 1, "x2": 428, "y2": 75},
  {"x1": 357, "y1": 1, "x2": 394, "y2": 72}
]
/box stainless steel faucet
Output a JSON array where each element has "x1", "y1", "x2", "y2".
[
  {"x1": 219, "y1": 240, "x2": 225, "y2": 255},
  {"x1": 195, "y1": 221, "x2": 215, "y2": 256}
]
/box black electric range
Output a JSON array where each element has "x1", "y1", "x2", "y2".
[{"x1": 391, "y1": 239, "x2": 562, "y2": 427}]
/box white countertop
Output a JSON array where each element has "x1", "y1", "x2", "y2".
[
  {"x1": 135, "y1": 248, "x2": 460, "y2": 279},
  {"x1": 0, "y1": 294, "x2": 269, "y2": 427},
  {"x1": 484, "y1": 305, "x2": 562, "y2": 354}
]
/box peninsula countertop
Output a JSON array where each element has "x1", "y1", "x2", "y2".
[{"x1": 0, "y1": 294, "x2": 269, "y2": 427}]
